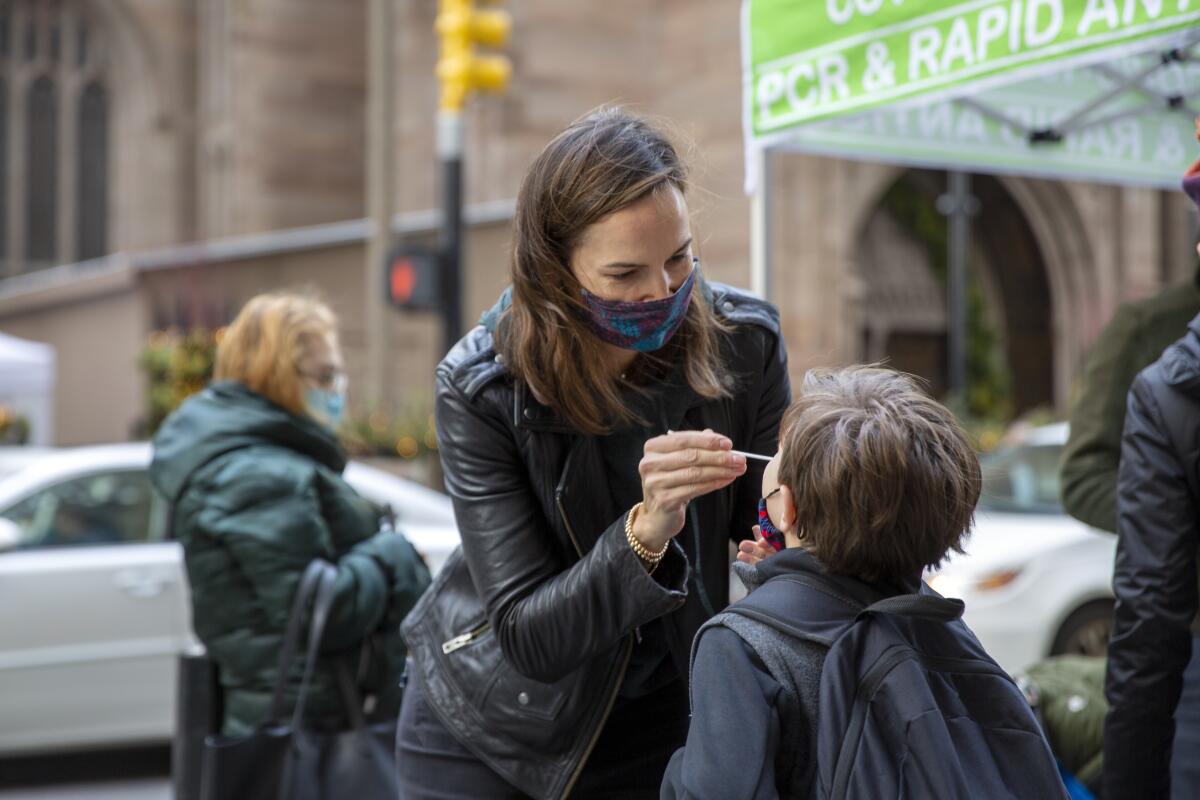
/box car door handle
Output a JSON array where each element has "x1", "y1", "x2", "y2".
[{"x1": 113, "y1": 570, "x2": 173, "y2": 598}]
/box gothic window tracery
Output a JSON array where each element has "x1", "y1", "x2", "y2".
[{"x1": 0, "y1": 0, "x2": 109, "y2": 275}]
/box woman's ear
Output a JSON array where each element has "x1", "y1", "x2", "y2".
[{"x1": 777, "y1": 484, "x2": 799, "y2": 535}]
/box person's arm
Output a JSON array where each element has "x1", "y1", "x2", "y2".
[
  {"x1": 197, "y1": 465, "x2": 412, "y2": 652},
  {"x1": 660, "y1": 626, "x2": 785, "y2": 800},
  {"x1": 1060, "y1": 306, "x2": 1143, "y2": 533},
  {"x1": 1103, "y1": 376, "x2": 1200, "y2": 800},
  {"x1": 436, "y1": 373, "x2": 693, "y2": 683}
]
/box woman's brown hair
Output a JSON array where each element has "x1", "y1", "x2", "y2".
[
  {"x1": 777, "y1": 365, "x2": 981, "y2": 584},
  {"x1": 214, "y1": 292, "x2": 337, "y2": 417},
  {"x1": 498, "y1": 108, "x2": 729, "y2": 435}
]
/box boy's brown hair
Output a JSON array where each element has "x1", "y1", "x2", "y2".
[{"x1": 777, "y1": 365, "x2": 980, "y2": 584}]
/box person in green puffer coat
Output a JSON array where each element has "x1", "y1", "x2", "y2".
[{"x1": 150, "y1": 292, "x2": 431, "y2": 735}]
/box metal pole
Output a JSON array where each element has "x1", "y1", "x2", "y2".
[
  {"x1": 365, "y1": 0, "x2": 395, "y2": 408},
  {"x1": 749, "y1": 146, "x2": 773, "y2": 300},
  {"x1": 438, "y1": 111, "x2": 465, "y2": 356},
  {"x1": 945, "y1": 171, "x2": 970, "y2": 398}
]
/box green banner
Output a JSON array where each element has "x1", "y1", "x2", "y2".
[
  {"x1": 774, "y1": 52, "x2": 1200, "y2": 188},
  {"x1": 746, "y1": 0, "x2": 1200, "y2": 136}
]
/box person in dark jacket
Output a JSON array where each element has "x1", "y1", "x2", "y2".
[
  {"x1": 396, "y1": 108, "x2": 790, "y2": 800},
  {"x1": 1079, "y1": 125, "x2": 1200, "y2": 799},
  {"x1": 1104, "y1": 310, "x2": 1200, "y2": 799},
  {"x1": 662, "y1": 366, "x2": 985, "y2": 799},
  {"x1": 150, "y1": 292, "x2": 431, "y2": 735}
]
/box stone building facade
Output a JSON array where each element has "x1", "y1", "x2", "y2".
[{"x1": 0, "y1": 0, "x2": 1194, "y2": 444}]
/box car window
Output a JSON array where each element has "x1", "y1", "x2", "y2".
[
  {"x1": 978, "y1": 443, "x2": 1064, "y2": 514},
  {"x1": 0, "y1": 470, "x2": 164, "y2": 551}
]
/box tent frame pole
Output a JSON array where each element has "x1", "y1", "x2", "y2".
[{"x1": 750, "y1": 145, "x2": 773, "y2": 300}]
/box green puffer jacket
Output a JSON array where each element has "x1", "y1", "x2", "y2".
[
  {"x1": 1061, "y1": 269, "x2": 1200, "y2": 532},
  {"x1": 150, "y1": 381, "x2": 431, "y2": 735}
]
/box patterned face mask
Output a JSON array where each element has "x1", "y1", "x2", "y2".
[
  {"x1": 758, "y1": 488, "x2": 786, "y2": 552},
  {"x1": 580, "y1": 263, "x2": 697, "y2": 352}
]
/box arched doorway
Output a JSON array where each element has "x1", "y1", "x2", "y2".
[{"x1": 855, "y1": 169, "x2": 1055, "y2": 418}]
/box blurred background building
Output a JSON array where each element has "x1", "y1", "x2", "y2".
[{"x1": 0, "y1": 0, "x2": 1195, "y2": 446}]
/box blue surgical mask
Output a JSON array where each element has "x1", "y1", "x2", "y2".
[{"x1": 305, "y1": 374, "x2": 347, "y2": 430}]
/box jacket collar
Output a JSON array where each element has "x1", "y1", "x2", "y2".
[
  {"x1": 1159, "y1": 311, "x2": 1200, "y2": 398},
  {"x1": 756, "y1": 547, "x2": 924, "y2": 605}
]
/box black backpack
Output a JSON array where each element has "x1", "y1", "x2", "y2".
[{"x1": 719, "y1": 570, "x2": 1068, "y2": 799}]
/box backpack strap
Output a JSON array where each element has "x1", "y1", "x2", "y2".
[{"x1": 858, "y1": 594, "x2": 965, "y2": 623}]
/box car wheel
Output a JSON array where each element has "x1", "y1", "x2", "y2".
[{"x1": 1050, "y1": 599, "x2": 1114, "y2": 658}]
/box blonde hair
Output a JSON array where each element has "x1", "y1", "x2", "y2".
[{"x1": 214, "y1": 292, "x2": 337, "y2": 417}]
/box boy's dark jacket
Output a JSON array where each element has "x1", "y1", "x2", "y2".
[
  {"x1": 663, "y1": 547, "x2": 1066, "y2": 800},
  {"x1": 662, "y1": 548, "x2": 832, "y2": 799}
]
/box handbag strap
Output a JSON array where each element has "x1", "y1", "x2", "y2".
[
  {"x1": 287, "y1": 561, "x2": 339, "y2": 732},
  {"x1": 266, "y1": 560, "x2": 333, "y2": 724},
  {"x1": 334, "y1": 658, "x2": 368, "y2": 731}
]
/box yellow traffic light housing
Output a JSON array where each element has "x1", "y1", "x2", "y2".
[{"x1": 436, "y1": 0, "x2": 512, "y2": 112}]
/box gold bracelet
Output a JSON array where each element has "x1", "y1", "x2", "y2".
[{"x1": 625, "y1": 502, "x2": 668, "y2": 568}]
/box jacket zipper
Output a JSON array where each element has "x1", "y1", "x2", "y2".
[
  {"x1": 560, "y1": 637, "x2": 633, "y2": 799},
  {"x1": 441, "y1": 620, "x2": 491, "y2": 655},
  {"x1": 555, "y1": 471, "x2": 634, "y2": 800}
]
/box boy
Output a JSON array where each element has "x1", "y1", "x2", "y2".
[{"x1": 661, "y1": 365, "x2": 1065, "y2": 799}]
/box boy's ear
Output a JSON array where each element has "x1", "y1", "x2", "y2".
[{"x1": 778, "y1": 484, "x2": 799, "y2": 534}]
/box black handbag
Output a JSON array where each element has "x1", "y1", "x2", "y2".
[{"x1": 198, "y1": 560, "x2": 399, "y2": 800}]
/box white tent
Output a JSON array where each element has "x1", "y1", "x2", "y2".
[{"x1": 0, "y1": 331, "x2": 56, "y2": 446}]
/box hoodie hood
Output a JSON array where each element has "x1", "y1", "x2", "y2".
[
  {"x1": 1158, "y1": 313, "x2": 1200, "y2": 397},
  {"x1": 150, "y1": 381, "x2": 345, "y2": 503}
]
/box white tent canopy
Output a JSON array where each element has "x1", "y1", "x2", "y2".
[{"x1": 0, "y1": 331, "x2": 56, "y2": 446}]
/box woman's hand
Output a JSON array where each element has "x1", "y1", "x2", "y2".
[
  {"x1": 633, "y1": 429, "x2": 747, "y2": 553},
  {"x1": 736, "y1": 525, "x2": 776, "y2": 567}
]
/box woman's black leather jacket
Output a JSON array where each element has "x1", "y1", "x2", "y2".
[{"x1": 401, "y1": 282, "x2": 790, "y2": 799}]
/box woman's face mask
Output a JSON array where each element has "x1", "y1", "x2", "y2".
[
  {"x1": 569, "y1": 185, "x2": 697, "y2": 353},
  {"x1": 581, "y1": 265, "x2": 696, "y2": 352},
  {"x1": 300, "y1": 333, "x2": 348, "y2": 430},
  {"x1": 305, "y1": 377, "x2": 347, "y2": 430}
]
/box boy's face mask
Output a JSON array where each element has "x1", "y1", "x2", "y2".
[
  {"x1": 580, "y1": 264, "x2": 697, "y2": 352},
  {"x1": 758, "y1": 488, "x2": 786, "y2": 552}
]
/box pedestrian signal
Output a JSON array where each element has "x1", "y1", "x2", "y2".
[{"x1": 386, "y1": 246, "x2": 440, "y2": 311}]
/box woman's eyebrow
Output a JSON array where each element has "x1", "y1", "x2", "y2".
[{"x1": 601, "y1": 238, "x2": 693, "y2": 270}]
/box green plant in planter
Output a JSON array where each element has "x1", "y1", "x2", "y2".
[
  {"x1": 140, "y1": 328, "x2": 220, "y2": 436},
  {"x1": 341, "y1": 403, "x2": 439, "y2": 462},
  {"x1": 0, "y1": 407, "x2": 30, "y2": 445}
]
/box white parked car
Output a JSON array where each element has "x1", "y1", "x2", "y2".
[
  {"x1": 926, "y1": 422, "x2": 1117, "y2": 675},
  {"x1": 0, "y1": 443, "x2": 460, "y2": 757}
]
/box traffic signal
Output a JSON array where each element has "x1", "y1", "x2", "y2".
[
  {"x1": 435, "y1": 0, "x2": 512, "y2": 112},
  {"x1": 386, "y1": 245, "x2": 440, "y2": 311}
]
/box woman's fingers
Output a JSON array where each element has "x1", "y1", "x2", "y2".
[
  {"x1": 644, "y1": 463, "x2": 746, "y2": 491},
  {"x1": 644, "y1": 430, "x2": 732, "y2": 455}
]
